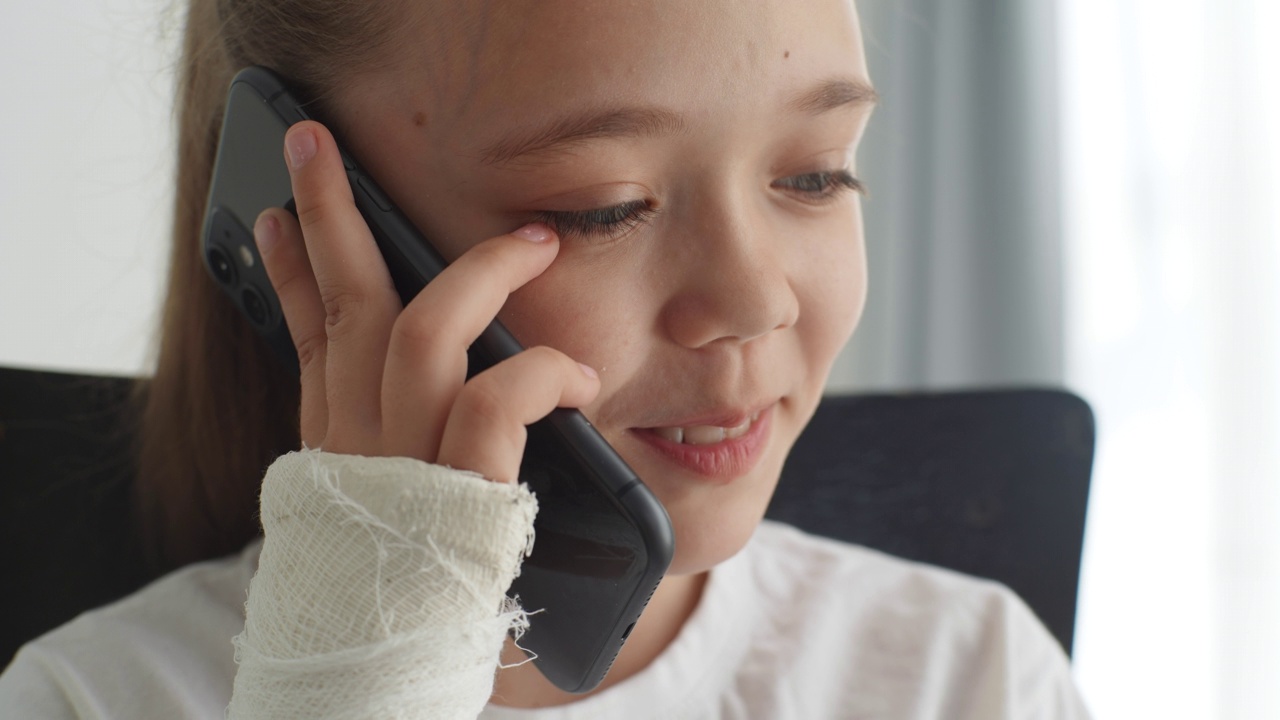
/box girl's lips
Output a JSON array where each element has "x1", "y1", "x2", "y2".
[{"x1": 630, "y1": 405, "x2": 774, "y2": 482}]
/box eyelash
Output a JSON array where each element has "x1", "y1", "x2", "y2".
[
  {"x1": 535, "y1": 171, "x2": 866, "y2": 241},
  {"x1": 772, "y1": 170, "x2": 867, "y2": 201},
  {"x1": 535, "y1": 199, "x2": 657, "y2": 242}
]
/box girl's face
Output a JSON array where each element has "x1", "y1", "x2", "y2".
[{"x1": 334, "y1": 0, "x2": 873, "y2": 574}]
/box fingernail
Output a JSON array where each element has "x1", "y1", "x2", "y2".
[
  {"x1": 254, "y1": 212, "x2": 280, "y2": 253},
  {"x1": 286, "y1": 127, "x2": 317, "y2": 169},
  {"x1": 513, "y1": 223, "x2": 555, "y2": 243},
  {"x1": 578, "y1": 362, "x2": 599, "y2": 379}
]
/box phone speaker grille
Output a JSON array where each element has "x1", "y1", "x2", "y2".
[{"x1": 599, "y1": 579, "x2": 664, "y2": 682}]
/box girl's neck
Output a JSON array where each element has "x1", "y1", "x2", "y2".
[{"x1": 489, "y1": 570, "x2": 709, "y2": 708}]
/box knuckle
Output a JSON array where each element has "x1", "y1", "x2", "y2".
[
  {"x1": 455, "y1": 379, "x2": 512, "y2": 431},
  {"x1": 293, "y1": 199, "x2": 335, "y2": 233},
  {"x1": 270, "y1": 265, "x2": 309, "y2": 301},
  {"x1": 388, "y1": 317, "x2": 456, "y2": 367},
  {"x1": 293, "y1": 331, "x2": 327, "y2": 371},
  {"x1": 389, "y1": 314, "x2": 431, "y2": 349},
  {"x1": 321, "y1": 289, "x2": 370, "y2": 339}
]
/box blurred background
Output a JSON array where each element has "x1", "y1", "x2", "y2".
[{"x1": 2, "y1": 1, "x2": 1277, "y2": 717}]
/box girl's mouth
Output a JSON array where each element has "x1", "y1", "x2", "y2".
[
  {"x1": 647, "y1": 410, "x2": 761, "y2": 445},
  {"x1": 631, "y1": 405, "x2": 774, "y2": 482}
]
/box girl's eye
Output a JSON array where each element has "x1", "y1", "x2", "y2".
[
  {"x1": 773, "y1": 170, "x2": 867, "y2": 202},
  {"x1": 531, "y1": 173, "x2": 859, "y2": 240},
  {"x1": 535, "y1": 199, "x2": 657, "y2": 241}
]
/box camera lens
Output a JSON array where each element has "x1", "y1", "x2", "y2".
[
  {"x1": 242, "y1": 287, "x2": 270, "y2": 327},
  {"x1": 207, "y1": 247, "x2": 237, "y2": 287}
]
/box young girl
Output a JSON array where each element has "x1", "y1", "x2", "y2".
[{"x1": 0, "y1": 0, "x2": 1090, "y2": 717}]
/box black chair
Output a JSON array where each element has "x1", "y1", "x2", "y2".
[
  {"x1": 1, "y1": 366, "x2": 1093, "y2": 665},
  {"x1": 769, "y1": 389, "x2": 1094, "y2": 656},
  {"x1": 0, "y1": 367, "x2": 150, "y2": 668}
]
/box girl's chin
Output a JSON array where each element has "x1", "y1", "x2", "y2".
[{"x1": 660, "y1": 487, "x2": 778, "y2": 576}]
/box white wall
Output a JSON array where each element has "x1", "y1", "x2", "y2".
[{"x1": 0, "y1": 0, "x2": 179, "y2": 376}]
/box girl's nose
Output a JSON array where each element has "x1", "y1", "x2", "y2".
[{"x1": 659, "y1": 208, "x2": 801, "y2": 350}]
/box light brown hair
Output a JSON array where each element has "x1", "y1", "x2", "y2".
[{"x1": 134, "y1": 0, "x2": 408, "y2": 570}]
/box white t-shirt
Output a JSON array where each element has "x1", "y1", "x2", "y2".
[
  {"x1": 1, "y1": 526, "x2": 1089, "y2": 719},
  {"x1": 0, "y1": 452, "x2": 1091, "y2": 719}
]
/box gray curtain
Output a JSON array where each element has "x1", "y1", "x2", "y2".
[{"x1": 827, "y1": 0, "x2": 1063, "y2": 392}]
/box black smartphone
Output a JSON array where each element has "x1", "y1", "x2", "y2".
[{"x1": 201, "y1": 65, "x2": 673, "y2": 693}]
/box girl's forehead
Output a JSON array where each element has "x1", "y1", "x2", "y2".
[{"x1": 380, "y1": 0, "x2": 868, "y2": 133}]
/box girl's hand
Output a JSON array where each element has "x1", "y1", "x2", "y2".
[{"x1": 252, "y1": 120, "x2": 600, "y2": 483}]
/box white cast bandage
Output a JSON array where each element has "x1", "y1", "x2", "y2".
[{"x1": 226, "y1": 450, "x2": 537, "y2": 720}]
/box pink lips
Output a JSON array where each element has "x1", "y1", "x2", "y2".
[{"x1": 631, "y1": 405, "x2": 774, "y2": 482}]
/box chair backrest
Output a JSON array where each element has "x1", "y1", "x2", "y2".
[
  {"x1": 1, "y1": 366, "x2": 1093, "y2": 664},
  {"x1": 0, "y1": 366, "x2": 150, "y2": 665},
  {"x1": 768, "y1": 389, "x2": 1095, "y2": 657}
]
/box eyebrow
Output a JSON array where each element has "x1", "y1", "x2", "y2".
[
  {"x1": 480, "y1": 107, "x2": 687, "y2": 166},
  {"x1": 788, "y1": 77, "x2": 880, "y2": 115},
  {"x1": 479, "y1": 76, "x2": 877, "y2": 166}
]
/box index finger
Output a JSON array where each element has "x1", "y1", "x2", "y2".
[{"x1": 285, "y1": 121, "x2": 400, "y2": 435}]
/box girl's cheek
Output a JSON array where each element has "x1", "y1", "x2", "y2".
[
  {"x1": 804, "y1": 216, "x2": 867, "y2": 347},
  {"x1": 500, "y1": 263, "x2": 637, "y2": 367}
]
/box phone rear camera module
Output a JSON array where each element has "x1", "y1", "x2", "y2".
[
  {"x1": 207, "y1": 247, "x2": 238, "y2": 287},
  {"x1": 242, "y1": 287, "x2": 271, "y2": 327}
]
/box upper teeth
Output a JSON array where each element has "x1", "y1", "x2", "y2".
[{"x1": 652, "y1": 412, "x2": 759, "y2": 445}]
